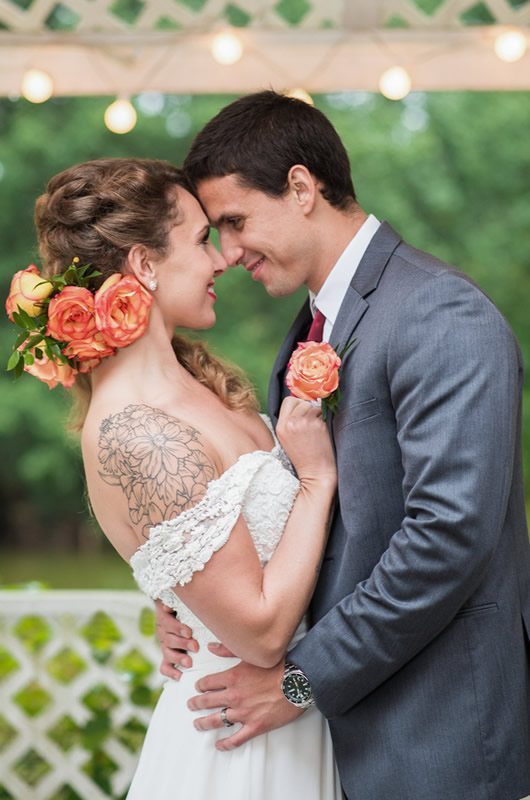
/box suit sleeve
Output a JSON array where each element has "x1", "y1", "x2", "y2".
[{"x1": 289, "y1": 271, "x2": 522, "y2": 718}]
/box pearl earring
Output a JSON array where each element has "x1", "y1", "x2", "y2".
[{"x1": 148, "y1": 279, "x2": 158, "y2": 292}]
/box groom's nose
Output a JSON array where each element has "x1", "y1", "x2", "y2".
[{"x1": 219, "y1": 230, "x2": 244, "y2": 268}]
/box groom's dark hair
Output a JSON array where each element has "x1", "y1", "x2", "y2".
[{"x1": 183, "y1": 90, "x2": 356, "y2": 211}]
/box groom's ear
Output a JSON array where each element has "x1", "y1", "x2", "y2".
[
  {"x1": 287, "y1": 165, "x2": 317, "y2": 214},
  {"x1": 125, "y1": 244, "x2": 157, "y2": 289}
]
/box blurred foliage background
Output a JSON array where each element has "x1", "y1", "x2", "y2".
[{"x1": 0, "y1": 90, "x2": 529, "y2": 588}]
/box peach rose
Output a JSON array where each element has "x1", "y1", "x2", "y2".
[
  {"x1": 286, "y1": 341, "x2": 341, "y2": 401},
  {"x1": 95, "y1": 274, "x2": 152, "y2": 348},
  {"x1": 23, "y1": 350, "x2": 77, "y2": 389},
  {"x1": 64, "y1": 331, "x2": 115, "y2": 363},
  {"x1": 77, "y1": 358, "x2": 102, "y2": 374},
  {"x1": 47, "y1": 286, "x2": 97, "y2": 343},
  {"x1": 5, "y1": 265, "x2": 53, "y2": 321}
]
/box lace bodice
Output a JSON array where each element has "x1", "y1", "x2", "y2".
[{"x1": 130, "y1": 427, "x2": 299, "y2": 639}]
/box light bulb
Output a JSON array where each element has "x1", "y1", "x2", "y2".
[
  {"x1": 494, "y1": 29, "x2": 527, "y2": 63},
  {"x1": 211, "y1": 31, "x2": 243, "y2": 65},
  {"x1": 379, "y1": 66, "x2": 411, "y2": 101},
  {"x1": 104, "y1": 98, "x2": 137, "y2": 134},
  {"x1": 21, "y1": 69, "x2": 54, "y2": 103},
  {"x1": 285, "y1": 88, "x2": 314, "y2": 106}
]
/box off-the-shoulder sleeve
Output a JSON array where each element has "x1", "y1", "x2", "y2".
[{"x1": 130, "y1": 451, "x2": 278, "y2": 596}]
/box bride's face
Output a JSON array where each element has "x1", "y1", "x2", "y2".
[{"x1": 154, "y1": 189, "x2": 227, "y2": 331}]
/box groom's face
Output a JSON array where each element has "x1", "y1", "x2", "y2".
[{"x1": 197, "y1": 175, "x2": 314, "y2": 297}]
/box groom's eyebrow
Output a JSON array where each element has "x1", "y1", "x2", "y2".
[{"x1": 214, "y1": 212, "x2": 244, "y2": 228}]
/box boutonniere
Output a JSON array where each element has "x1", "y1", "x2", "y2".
[{"x1": 285, "y1": 338, "x2": 356, "y2": 421}]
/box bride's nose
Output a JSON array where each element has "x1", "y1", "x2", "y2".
[{"x1": 212, "y1": 247, "x2": 228, "y2": 277}]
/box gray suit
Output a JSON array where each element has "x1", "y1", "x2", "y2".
[{"x1": 269, "y1": 223, "x2": 530, "y2": 800}]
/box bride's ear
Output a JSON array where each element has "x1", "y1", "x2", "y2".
[{"x1": 125, "y1": 244, "x2": 157, "y2": 291}]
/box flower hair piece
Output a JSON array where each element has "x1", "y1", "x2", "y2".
[{"x1": 5, "y1": 259, "x2": 152, "y2": 389}]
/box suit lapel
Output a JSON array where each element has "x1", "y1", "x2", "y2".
[
  {"x1": 330, "y1": 221, "x2": 402, "y2": 355},
  {"x1": 267, "y1": 300, "x2": 312, "y2": 423},
  {"x1": 267, "y1": 222, "x2": 402, "y2": 423}
]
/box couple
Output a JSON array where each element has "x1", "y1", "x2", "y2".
[{"x1": 18, "y1": 91, "x2": 530, "y2": 799}]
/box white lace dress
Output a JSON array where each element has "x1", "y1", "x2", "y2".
[{"x1": 127, "y1": 436, "x2": 342, "y2": 800}]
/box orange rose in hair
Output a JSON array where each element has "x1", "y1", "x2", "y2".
[
  {"x1": 77, "y1": 358, "x2": 102, "y2": 374},
  {"x1": 95, "y1": 274, "x2": 152, "y2": 348},
  {"x1": 64, "y1": 331, "x2": 115, "y2": 363},
  {"x1": 23, "y1": 350, "x2": 77, "y2": 389},
  {"x1": 5, "y1": 265, "x2": 53, "y2": 320},
  {"x1": 286, "y1": 341, "x2": 341, "y2": 402},
  {"x1": 47, "y1": 286, "x2": 97, "y2": 343}
]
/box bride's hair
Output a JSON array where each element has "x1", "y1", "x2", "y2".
[{"x1": 34, "y1": 157, "x2": 258, "y2": 428}]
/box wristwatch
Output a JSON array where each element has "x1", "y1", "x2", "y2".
[{"x1": 281, "y1": 662, "x2": 315, "y2": 709}]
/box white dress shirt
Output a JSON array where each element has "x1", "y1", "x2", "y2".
[{"x1": 309, "y1": 214, "x2": 380, "y2": 343}]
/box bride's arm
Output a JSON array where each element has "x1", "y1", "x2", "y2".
[
  {"x1": 176, "y1": 398, "x2": 336, "y2": 667},
  {"x1": 90, "y1": 398, "x2": 336, "y2": 669}
]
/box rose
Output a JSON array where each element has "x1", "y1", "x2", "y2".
[
  {"x1": 286, "y1": 341, "x2": 341, "y2": 402},
  {"x1": 77, "y1": 358, "x2": 102, "y2": 374},
  {"x1": 47, "y1": 286, "x2": 97, "y2": 343},
  {"x1": 22, "y1": 350, "x2": 77, "y2": 389},
  {"x1": 64, "y1": 331, "x2": 115, "y2": 363},
  {"x1": 95, "y1": 274, "x2": 152, "y2": 348},
  {"x1": 5, "y1": 265, "x2": 53, "y2": 321}
]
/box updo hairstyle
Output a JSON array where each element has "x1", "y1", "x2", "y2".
[{"x1": 34, "y1": 158, "x2": 258, "y2": 427}]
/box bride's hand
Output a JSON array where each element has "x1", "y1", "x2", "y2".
[{"x1": 276, "y1": 396, "x2": 337, "y2": 488}]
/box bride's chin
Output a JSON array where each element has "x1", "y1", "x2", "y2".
[{"x1": 180, "y1": 312, "x2": 217, "y2": 331}]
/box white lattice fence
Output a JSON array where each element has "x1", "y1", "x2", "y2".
[{"x1": 0, "y1": 590, "x2": 163, "y2": 800}]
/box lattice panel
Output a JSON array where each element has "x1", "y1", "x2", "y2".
[
  {"x1": 0, "y1": 0, "x2": 529, "y2": 33},
  {"x1": 0, "y1": 591, "x2": 164, "y2": 800},
  {"x1": 383, "y1": 0, "x2": 530, "y2": 27}
]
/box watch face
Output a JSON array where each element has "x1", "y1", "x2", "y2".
[{"x1": 283, "y1": 671, "x2": 312, "y2": 705}]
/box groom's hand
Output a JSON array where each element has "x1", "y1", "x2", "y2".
[
  {"x1": 155, "y1": 600, "x2": 199, "y2": 680},
  {"x1": 188, "y1": 656, "x2": 304, "y2": 751}
]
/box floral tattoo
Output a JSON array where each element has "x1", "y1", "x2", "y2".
[{"x1": 98, "y1": 404, "x2": 216, "y2": 536}]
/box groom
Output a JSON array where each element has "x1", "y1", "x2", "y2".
[{"x1": 156, "y1": 91, "x2": 530, "y2": 800}]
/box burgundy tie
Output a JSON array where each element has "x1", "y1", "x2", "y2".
[{"x1": 306, "y1": 309, "x2": 326, "y2": 343}]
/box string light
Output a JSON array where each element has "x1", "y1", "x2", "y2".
[
  {"x1": 494, "y1": 29, "x2": 527, "y2": 63},
  {"x1": 21, "y1": 69, "x2": 54, "y2": 103},
  {"x1": 285, "y1": 88, "x2": 314, "y2": 105},
  {"x1": 104, "y1": 98, "x2": 137, "y2": 134},
  {"x1": 379, "y1": 66, "x2": 411, "y2": 101},
  {"x1": 211, "y1": 30, "x2": 243, "y2": 65}
]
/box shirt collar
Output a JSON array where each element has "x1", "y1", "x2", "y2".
[{"x1": 309, "y1": 214, "x2": 380, "y2": 326}]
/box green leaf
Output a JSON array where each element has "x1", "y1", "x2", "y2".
[
  {"x1": 12, "y1": 307, "x2": 39, "y2": 330},
  {"x1": 63, "y1": 265, "x2": 78, "y2": 285},
  {"x1": 14, "y1": 330, "x2": 30, "y2": 348},
  {"x1": 26, "y1": 334, "x2": 44, "y2": 348},
  {"x1": 34, "y1": 348, "x2": 43, "y2": 360},
  {"x1": 23, "y1": 351, "x2": 35, "y2": 366},
  {"x1": 14, "y1": 358, "x2": 25, "y2": 378},
  {"x1": 6, "y1": 350, "x2": 22, "y2": 371}
]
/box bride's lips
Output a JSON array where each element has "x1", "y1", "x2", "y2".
[
  {"x1": 207, "y1": 282, "x2": 216, "y2": 300},
  {"x1": 246, "y1": 256, "x2": 265, "y2": 281}
]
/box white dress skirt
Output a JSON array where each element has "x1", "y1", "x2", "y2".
[
  {"x1": 126, "y1": 622, "x2": 342, "y2": 799},
  {"x1": 128, "y1": 443, "x2": 342, "y2": 800}
]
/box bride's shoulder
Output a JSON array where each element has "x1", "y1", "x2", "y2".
[{"x1": 83, "y1": 402, "x2": 221, "y2": 540}]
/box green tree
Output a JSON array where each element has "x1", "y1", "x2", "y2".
[{"x1": 1, "y1": 91, "x2": 528, "y2": 553}]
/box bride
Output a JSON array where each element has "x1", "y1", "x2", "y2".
[{"x1": 25, "y1": 157, "x2": 342, "y2": 798}]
